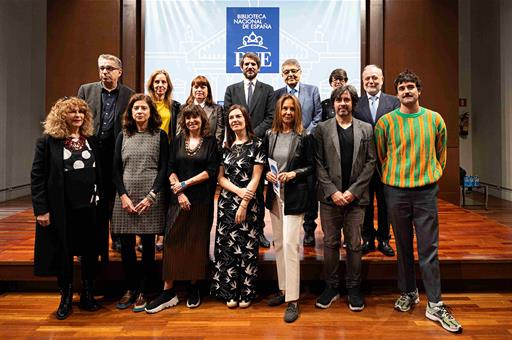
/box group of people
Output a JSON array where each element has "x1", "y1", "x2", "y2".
[{"x1": 30, "y1": 52, "x2": 462, "y2": 333}]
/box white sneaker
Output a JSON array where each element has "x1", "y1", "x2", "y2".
[
  {"x1": 239, "y1": 300, "x2": 252, "y2": 308},
  {"x1": 226, "y1": 299, "x2": 238, "y2": 308}
]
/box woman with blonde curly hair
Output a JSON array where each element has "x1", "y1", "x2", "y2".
[{"x1": 31, "y1": 97, "x2": 102, "y2": 320}]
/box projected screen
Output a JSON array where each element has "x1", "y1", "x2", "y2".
[{"x1": 145, "y1": 0, "x2": 361, "y2": 104}]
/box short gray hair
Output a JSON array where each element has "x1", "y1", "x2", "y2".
[
  {"x1": 98, "y1": 54, "x2": 122, "y2": 69},
  {"x1": 281, "y1": 58, "x2": 301, "y2": 70}
]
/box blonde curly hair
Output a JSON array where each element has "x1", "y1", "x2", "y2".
[{"x1": 43, "y1": 97, "x2": 94, "y2": 138}]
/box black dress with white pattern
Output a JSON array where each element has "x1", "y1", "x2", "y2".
[{"x1": 211, "y1": 137, "x2": 266, "y2": 301}]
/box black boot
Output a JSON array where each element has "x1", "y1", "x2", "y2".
[
  {"x1": 79, "y1": 280, "x2": 101, "y2": 311},
  {"x1": 56, "y1": 284, "x2": 73, "y2": 320}
]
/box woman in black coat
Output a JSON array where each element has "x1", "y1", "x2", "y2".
[
  {"x1": 31, "y1": 97, "x2": 102, "y2": 320},
  {"x1": 264, "y1": 94, "x2": 314, "y2": 323}
]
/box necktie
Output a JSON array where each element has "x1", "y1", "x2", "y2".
[
  {"x1": 289, "y1": 88, "x2": 297, "y2": 97},
  {"x1": 247, "y1": 81, "x2": 254, "y2": 108},
  {"x1": 369, "y1": 96, "x2": 378, "y2": 122}
]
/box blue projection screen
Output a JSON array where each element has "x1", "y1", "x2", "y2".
[{"x1": 145, "y1": 0, "x2": 361, "y2": 104}]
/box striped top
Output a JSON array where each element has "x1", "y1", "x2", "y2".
[{"x1": 374, "y1": 107, "x2": 447, "y2": 188}]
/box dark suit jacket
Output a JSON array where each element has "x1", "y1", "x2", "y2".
[
  {"x1": 77, "y1": 82, "x2": 135, "y2": 137},
  {"x1": 321, "y1": 98, "x2": 334, "y2": 121},
  {"x1": 354, "y1": 92, "x2": 400, "y2": 127},
  {"x1": 314, "y1": 117, "x2": 376, "y2": 206},
  {"x1": 224, "y1": 80, "x2": 275, "y2": 138},
  {"x1": 274, "y1": 83, "x2": 322, "y2": 134},
  {"x1": 31, "y1": 135, "x2": 103, "y2": 276}
]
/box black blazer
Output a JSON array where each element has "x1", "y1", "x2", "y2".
[
  {"x1": 264, "y1": 130, "x2": 314, "y2": 215},
  {"x1": 224, "y1": 80, "x2": 275, "y2": 138},
  {"x1": 77, "y1": 82, "x2": 135, "y2": 137},
  {"x1": 30, "y1": 135, "x2": 103, "y2": 276},
  {"x1": 353, "y1": 92, "x2": 400, "y2": 127}
]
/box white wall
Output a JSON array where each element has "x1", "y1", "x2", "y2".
[
  {"x1": 0, "y1": 0, "x2": 46, "y2": 202},
  {"x1": 458, "y1": 0, "x2": 472, "y2": 174}
]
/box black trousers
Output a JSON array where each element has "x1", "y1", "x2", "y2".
[
  {"x1": 120, "y1": 234, "x2": 156, "y2": 293},
  {"x1": 303, "y1": 175, "x2": 318, "y2": 233},
  {"x1": 362, "y1": 171, "x2": 390, "y2": 243},
  {"x1": 97, "y1": 136, "x2": 116, "y2": 261},
  {"x1": 384, "y1": 183, "x2": 442, "y2": 303}
]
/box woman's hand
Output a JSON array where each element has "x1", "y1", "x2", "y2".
[
  {"x1": 121, "y1": 194, "x2": 136, "y2": 213},
  {"x1": 237, "y1": 187, "x2": 255, "y2": 201},
  {"x1": 277, "y1": 171, "x2": 296, "y2": 183},
  {"x1": 266, "y1": 171, "x2": 278, "y2": 184},
  {"x1": 171, "y1": 181, "x2": 187, "y2": 194},
  {"x1": 135, "y1": 197, "x2": 153, "y2": 215},
  {"x1": 235, "y1": 204, "x2": 247, "y2": 224},
  {"x1": 36, "y1": 212, "x2": 50, "y2": 227},
  {"x1": 177, "y1": 193, "x2": 191, "y2": 211}
]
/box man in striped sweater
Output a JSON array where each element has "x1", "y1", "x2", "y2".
[{"x1": 374, "y1": 70, "x2": 462, "y2": 333}]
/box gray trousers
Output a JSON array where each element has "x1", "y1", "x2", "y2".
[
  {"x1": 384, "y1": 183, "x2": 442, "y2": 303},
  {"x1": 320, "y1": 203, "x2": 364, "y2": 289}
]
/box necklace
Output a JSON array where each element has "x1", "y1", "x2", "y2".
[
  {"x1": 64, "y1": 135, "x2": 86, "y2": 151},
  {"x1": 185, "y1": 137, "x2": 203, "y2": 156}
]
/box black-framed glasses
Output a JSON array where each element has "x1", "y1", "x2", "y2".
[
  {"x1": 99, "y1": 65, "x2": 118, "y2": 72},
  {"x1": 282, "y1": 68, "x2": 300, "y2": 75}
]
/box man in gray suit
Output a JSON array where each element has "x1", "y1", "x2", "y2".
[
  {"x1": 314, "y1": 85, "x2": 375, "y2": 311},
  {"x1": 78, "y1": 54, "x2": 134, "y2": 256},
  {"x1": 354, "y1": 64, "x2": 399, "y2": 257},
  {"x1": 224, "y1": 52, "x2": 274, "y2": 248},
  {"x1": 274, "y1": 59, "x2": 322, "y2": 246}
]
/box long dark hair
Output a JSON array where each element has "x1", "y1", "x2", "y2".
[
  {"x1": 184, "y1": 75, "x2": 214, "y2": 107},
  {"x1": 225, "y1": 104, "x2": 254, "y2": 148},
  {"x1": 178, "y1": 105, "x2": 210, "y2": 137},
  {"x1": 123, "y1": 93, "x2": 162, "y2": 136}
]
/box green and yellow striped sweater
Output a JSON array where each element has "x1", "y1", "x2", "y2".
[{"x1": 374, "y1": 107, "x2": 447, "y2": 188}]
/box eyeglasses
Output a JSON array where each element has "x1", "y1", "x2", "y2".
[
  {"x1": 98, "y1": 65, "x2": 118, "y2": 72},
  {"x1": 331, "y1": 78, "x2": 346, "y2": 84},
  {"x1": 282, "y1": 69, "x2": 300, "y2": 75}
]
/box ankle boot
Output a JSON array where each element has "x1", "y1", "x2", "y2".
[
  {"x1": 79, "y1": 280, "x2": 101, "y2": 311},
  {"x1": 56, "y1": 284, "x2": 73, "y2": 320}
]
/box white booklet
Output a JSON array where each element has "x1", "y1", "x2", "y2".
[{"x1": 268, "y1": 157, "x2": 280, "y2": 198}]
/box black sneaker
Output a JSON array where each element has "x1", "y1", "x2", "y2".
[
  {"x1": 347, "y1": 287, "x2": 365, "y2": 311},
  {"x1": 284, "y1": 302, "x2": 299, "y2": 323},
  {"x1": 267, "y1": 292, "x2": 285, "y2": 307},
  {"x1": 145, "y1": 289, "x2": 179, "y2": 314},
  {"x1": 186, "y1": 286, "x2": 201, "y2": 308},
  {"x1": 315, "y1": 286, "x2": 340, "y2": 309}
]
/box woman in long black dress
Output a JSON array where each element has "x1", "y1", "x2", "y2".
[
  {"x1": 145, "y1": 105, "x2": 218, "y2": 313},
  {"x1": 111, "y1": 94, "x2": 169, "y2": 312},
  {"x1": 211, "y1": 105, "x2": 265, "y2": 309},
  {"x1": 31, "y1": 97, "x2": 102, "y2": 320}
]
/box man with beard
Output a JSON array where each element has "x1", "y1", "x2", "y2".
[
  {"x1": 224, "y1": 52, "x2": 274, "y2": 248},
  {"x1": 314, "y1": 85, "x2": 375, "y2": 311},
  {"x1": 354, "y1": 65, "x2": 399, "y2": 257},
  {"x1": 374, "y1": 70, "x2": 462, "y2": 333},
  {"x1": 274, "y1": 59, "x2": 322, "y2": 246},
  {"x1": 78, "y1": 54, "x2": 134, "y2": 257}
]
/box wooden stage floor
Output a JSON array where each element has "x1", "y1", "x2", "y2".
[{"x1": 1, "y1": 195, "x2": 512, "y2": 283}]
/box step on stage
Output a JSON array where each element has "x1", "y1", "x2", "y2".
[{"x1": 1, "y1": 196, "x2": 511, "y2": 285}]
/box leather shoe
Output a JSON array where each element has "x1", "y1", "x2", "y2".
[
  {"x1": 378, "y1": 241, "x2": 395, "y2": 257},
  {"x1": 303, "y1": 231, "x2": 315, "y2": 247},
  {"x1": 361, "y1": 241, "x2": 375, "y2": 255},
  {"x1": 56, "y1": 284, "x2": 73, "y2": 320},
  {"x1": 259, "y1": 234, "x2": 271, "y2": 248}
]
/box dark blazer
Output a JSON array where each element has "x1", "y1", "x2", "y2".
[
  {"x1": 274, "y1": 83, "x2": 322, "y2": 134},
  {"x1": 30, "y1": 135, "x2": 103, "y2": 276},
  {"x1": 264, "y1": 130, "x2": 314, "y2": 215},
  {"x1": 224, "y1": 80, "x2": 275, "y2": 138},
  {"x1": 321, "y1": 98, "x2": 334, "y2": 121},
  {"x1": 314, "y1": 118, "x2": 376, "y2": 206},
  {"x1": 166, "y1": 100, "x2": 182, "y2": 142},
  {"x1": 354, "y1": 92, "x2": 400, "y2": 127},
  {"x1": 178, "y1": 103, "x2": 224, "y2": 147},
  {"x1": 77, "y1": 82, "x2": 135, "y2": 137}
]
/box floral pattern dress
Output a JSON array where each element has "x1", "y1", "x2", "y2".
[{"x1": 211, "y1": 137, "x2": 266, "y2": 301}]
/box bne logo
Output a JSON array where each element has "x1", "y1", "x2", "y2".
[
  {"x1": 234, "y1": 32, "x2": 272, "y2": 68},
  {"x1": 226, "y1": 7, "x2": 279, "y2": 74}
]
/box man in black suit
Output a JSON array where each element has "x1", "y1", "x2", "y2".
[
  {"x1": 224, "y1": 52, "x2": 274, "y2": 248},
  {"x1": 354, "y1": 64, "x2": 399, "y2": 257},
  {"x1": 78, "y1": 54, "x2": 134, "y2": 257},
  {"x1": 321, "y1": 68, "x2": 348, "y2": 121}
]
